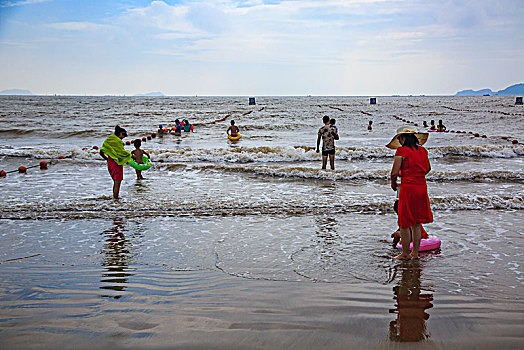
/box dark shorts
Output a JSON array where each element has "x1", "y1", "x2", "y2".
[{"x1": 322, "y1": 149, "x2": 335, "y2": 156}]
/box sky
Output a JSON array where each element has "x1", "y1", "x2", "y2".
[{"x1": 0, "y1": 0, "x2": 523, "y2": 96}]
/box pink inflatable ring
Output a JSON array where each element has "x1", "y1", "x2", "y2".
[{"x1": 396, "y1": 235, "x2": 441, "y2": 252}]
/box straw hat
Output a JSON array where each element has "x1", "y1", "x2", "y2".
[{"x1": 386, "y1": 126, "x2": 428, "y2": 149}]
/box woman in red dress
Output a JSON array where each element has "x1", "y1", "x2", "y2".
[{"x1": 387, "y1": 127, "x2": 432, "y2": 259}]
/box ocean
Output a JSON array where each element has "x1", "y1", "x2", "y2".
[{"x1": 0, "y1": 95, "x2": 523, "y2": 348}]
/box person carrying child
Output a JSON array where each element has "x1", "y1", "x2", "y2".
[
  {"x1": 316, "y1": 115, "x2": 339, "y2": 170},
  {"x1": 131, "y1": 139, "x2": 150, "y2": 180}
]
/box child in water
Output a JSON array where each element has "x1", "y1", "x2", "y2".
[
  {"x1": 227, "y1": 120, "x2": 239, "y2": 137},
  {"x1": 183, "y1": 119, "x2": 194, "y2": 132},
  {"x1": 437, "y1": 120, "x2": 446, "y2": 132},
  {"x1": 173, "y1": 119, "x2": 182, "y2": 136},
  {"x1": 131, "y1": 139, "x2": 150, "y2": 180}
]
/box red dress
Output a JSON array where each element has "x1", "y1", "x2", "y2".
[{"x1": 396, "y1": 146, "x2": 433, "y2": 228}]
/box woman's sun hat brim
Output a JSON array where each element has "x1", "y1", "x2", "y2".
[{"x1": 386, "y1": 126, "x2": 429, "y2": 149}]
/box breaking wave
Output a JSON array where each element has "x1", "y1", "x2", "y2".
[
  {"x1": 2, "y1": 144, "x2": 522, "y2": 162},
  {"x1": 1, "y1": 193, "x2": 522, "y2": 220}
]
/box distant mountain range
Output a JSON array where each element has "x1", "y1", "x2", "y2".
[
  {"x1": 133, "y1": 92, "x2": 165, "y2": 97},
  {"x1": 1, "y1": 86, "x2": 521, "y2": 97},
  {"x1": 456, "y1": 83, "x2": 524, "y2": 96},
  {"x1": 0, "y1": 89, "x2": 33, "y2": 95}
]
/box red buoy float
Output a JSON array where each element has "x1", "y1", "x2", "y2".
[
  {"x1": 92, "y1": 145, "x2": 99, "y2": 150},
  {"x1": 147, "y1": 135, "x2": 152, "y2": 140},
  {"x1": 18, "y1": 166, "x2": 27, "y2": 173},
  {"x1": 58, "y1": 155, "x2": 65, "y2": 159},
  {"x1": 512, "y1": 139, "x2": 519, "y2": 144},
  {"x1": 0, "y1": 170, "x2": 6, "y2": 177},
  {"x1": 126, "y1": 141, "x2": 131, "y2": 145},
  {"x1": 40, "y1": 161, "x2": 48, "y2": 170},
  {"x1": 481, "y1": 135, "x2": 487, "y2": 138},
  {"x1": 142, "y1": 137, "x2": 146, "y2": 142},
  {"x1": 474, "y1": 133, "x2": 479, "y2": 137},
  {"x1": 151, "y1": 133, "x2": 156, "y2": 138}
]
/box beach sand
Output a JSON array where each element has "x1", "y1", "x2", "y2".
[{"x1": 1, "y1": 215, "x2": 523, "y2": 349}]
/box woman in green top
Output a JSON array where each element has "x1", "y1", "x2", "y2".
[{"x1": 99, "y1": 125, "x2": 131, "y2": 199}]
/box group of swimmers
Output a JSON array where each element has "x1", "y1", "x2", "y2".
[
  {"x1": 157, "y1": 119, "x2": 194, "y2": 137},
  {"x1": 423, "y1": 120, "x2": 446, "y2": 132}
]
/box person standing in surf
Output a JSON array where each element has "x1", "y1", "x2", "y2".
[
  {"x1": 316, "y1": 115, "x2": 339, "y2": 170},
  {"x1": 100, "y1": 125, "x2": 131, "y2": 199},
  {"x1": 387, "y1": 126, "x2": 433, "y2": 259}
]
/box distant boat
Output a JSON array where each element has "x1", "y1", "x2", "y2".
[{"x1": 483, "y1": 94, "x2": 490, "y2": 96}]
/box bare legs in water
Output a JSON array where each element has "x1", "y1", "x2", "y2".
[{"x1": 393, "y1": 224, "x2": 421, "y2": 260}]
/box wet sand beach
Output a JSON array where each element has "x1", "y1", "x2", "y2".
[{"x1": 1, "y1": 96, "x2": 523, "y2": 348}]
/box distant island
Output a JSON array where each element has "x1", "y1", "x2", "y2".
[
  {"x1": 133, "y1": 92, "x2": 165, "y2": 97},
  {"x1": 0, "y1": 89, "x2": 33, "y2": 95},
  {"x1": 456, "y1": 83, "x2": 524, "y2": 96}
]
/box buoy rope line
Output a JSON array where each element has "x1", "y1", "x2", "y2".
[
  {"x1": 390, "y1": 114, "x2": 518, "y2": 144},
  {"x1": 3, "y1": 104, "x2": 519, "y2": 177},
  {"x1": 1, "y1": 106, "x2": 268, "y2": 176},
  {"x1": 4, "y1": 163, "x2": 41, "y2": 174},
  {"x1": 442, "y1": 105, "x2": 523, "y2": 117},
  {"x1": 318, "y1": 103, "x2": 520, "y2": 144}
]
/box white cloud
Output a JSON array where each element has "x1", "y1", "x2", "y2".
[{"x1": 122, "y1": 0, "x2": 198, "y2": 33}]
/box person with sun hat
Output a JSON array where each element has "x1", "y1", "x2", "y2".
[{"x1": 387, "y1": 126, "x2": 432, "y2": 260}]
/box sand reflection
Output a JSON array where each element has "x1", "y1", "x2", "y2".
[
  {"x1": 99, "y1": 218, "x2": 134, "y2": 299},
  {"x1": 389, "y1": 260, "x2": 433, "y2": 342}
]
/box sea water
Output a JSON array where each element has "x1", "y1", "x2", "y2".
[{"x1": 0, "y1": 96, "x2": 523, "y2": 348}]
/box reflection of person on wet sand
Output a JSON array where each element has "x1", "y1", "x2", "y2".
[
  {"x1": 99, "y1": 218, "x2": 132, "y2": 298},
  {"x1": 314, "y1": 216, "x2": 341, "y2": 264},
  {"x1": 389, "y1": 260, "x2": 433, "y2": 342}
]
